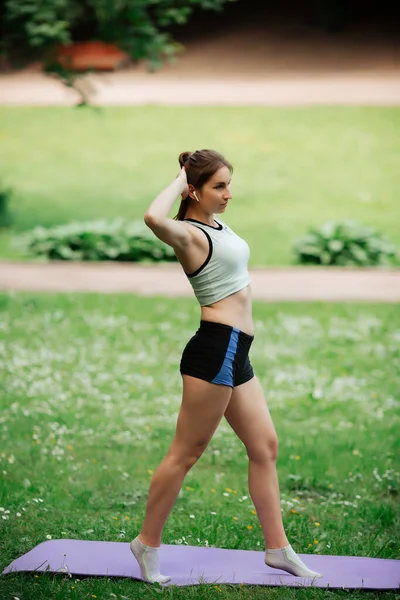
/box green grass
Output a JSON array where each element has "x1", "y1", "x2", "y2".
[
  {"x1": 0, "y1": 106, "x2": 399, "y2": 265},
  {"x1": 0, "y1": 293, "x2": 399, "y2": 599}
]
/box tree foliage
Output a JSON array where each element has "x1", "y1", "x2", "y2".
[{"x1": 3, "y1": 0, "x2": 235, "y2": 70}]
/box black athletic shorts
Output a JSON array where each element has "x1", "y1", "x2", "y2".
[{"x1": 180, "y1": 320, "x2": 255, "y2": 388}]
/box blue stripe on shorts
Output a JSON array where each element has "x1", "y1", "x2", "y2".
[{"x1": 211, "y1": 327, "x2": 240, "y2": 386}]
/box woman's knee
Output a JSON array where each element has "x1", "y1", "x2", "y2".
[
  {"x1": 247, "y1": 434, "x2": 279, "y2": 463},
  {"x1": 167, "y1": 440, "x2": 208, "y2": 471}
]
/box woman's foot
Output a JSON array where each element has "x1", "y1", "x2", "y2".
[
  {"x1": 130, "y1": 535, "x2": 171, "y2": 584},
  {"x1": 265, "y1": 544, "x2": 323, "y2": 578}
]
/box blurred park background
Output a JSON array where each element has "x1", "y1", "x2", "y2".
[
  {"x1": 0, "y1": 0, "x2": 400, "y2": 268},
  {"x1": 1, "y1": 2, "x2": 400, "y2": 599}
]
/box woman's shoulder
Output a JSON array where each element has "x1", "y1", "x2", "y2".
[{"x1": 180, "y1": 220, "x2": 211, "y2": 245}]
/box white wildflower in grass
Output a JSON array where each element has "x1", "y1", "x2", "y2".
[
  {"x1": 51, "y1": 446, "x2": 65, "y2": 460},
  {"x1": 391, "y1": 329, "x2": 400, "y2": 342},
  {"x1": 276, "y1": 314, "x2": 323, "y2": 336}
]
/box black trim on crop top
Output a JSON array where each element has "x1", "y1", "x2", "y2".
[
  {"x1": 183, "y1": 221, "x2": 214, "y2": 278},
  {"x1": 184, "y1": 218, "x2": 223, "y2": 231}
]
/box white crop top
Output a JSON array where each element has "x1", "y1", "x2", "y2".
[{"x1": 182, "y1": 217, "x2": 251, "y2": 306}]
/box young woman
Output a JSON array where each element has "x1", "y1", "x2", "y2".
[{"x1": 130, "y1": 149, "x2": 322, "y2": 584}]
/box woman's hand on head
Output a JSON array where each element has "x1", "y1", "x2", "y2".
[{"x1": 176, "y1": 166, "x2": 189, "y2": 199}]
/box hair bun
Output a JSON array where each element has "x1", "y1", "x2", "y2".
[{"x1": 178, "y1": 151, "x2": 192, "y2": 167}]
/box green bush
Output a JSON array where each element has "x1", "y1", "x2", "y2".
[
  {"x1": 293, "y1": 220, "x2": 399, "y2": 267},
  {"x1": 15, "y1": 218, "x2": 178, "y2": 262},
  {"x1": 0, "y1": 184, "x2": 13, "y2": 228}
]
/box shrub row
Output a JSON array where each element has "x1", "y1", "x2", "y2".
[
  {"x1": 13, "y1": 218, "x2": 399, "y2": 266},
  {"x1": 16, "y1": 219, "x2": 177, "y2": 262},
  {"x1": 294, "y1": 220, "x2": 398, "y2": 266}
]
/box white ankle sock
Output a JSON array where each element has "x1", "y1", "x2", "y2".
[
  {"x1": 265, "y1": 544, "x2": 323, "y2": 579},
  {"x1": 130, "y1": 535, "x2": 171, "y2": 584}
]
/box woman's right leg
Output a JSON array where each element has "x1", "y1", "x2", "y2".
[{"x1": 138, "y1": 374, "x2": 232, "y2": 548}]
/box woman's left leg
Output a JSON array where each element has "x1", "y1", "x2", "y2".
[
  {"x1": 224, "y1": 375, "x2": 322, "y2": 578},
  {"x1": 223, "y1": 375, "x2": 288, "y2": 549}
]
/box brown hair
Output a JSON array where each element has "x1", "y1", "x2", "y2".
[{"x1": 173, "y1": 149, "x2": 233, "y2": 221}]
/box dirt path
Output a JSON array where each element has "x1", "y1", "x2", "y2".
[{"x1": 1, "y1": 262, "x2": 399, "y2": 302}]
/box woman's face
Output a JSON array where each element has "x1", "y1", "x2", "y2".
[{"x1": 195, "y1": 166, "x2": 232, "y2": 213}]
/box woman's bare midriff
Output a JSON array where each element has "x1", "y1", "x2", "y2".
[
  {"x1": 201, "y1": 284, "x2": 254, "y2": 336},
  {"x1": 175, "y1": 221, "x2": 254, "y2": 337}
]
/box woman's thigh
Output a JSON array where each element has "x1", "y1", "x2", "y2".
[
  {"x1": 224, "y1": 376, "x2": 278, "y2": 461},
  {"x1": 169, "y1": 375, "x2": 232, "y2": 459}
]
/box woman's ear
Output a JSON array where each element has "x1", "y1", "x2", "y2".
[{"x1": 187, "y1": 184, "x2": 196, "y2": 199}]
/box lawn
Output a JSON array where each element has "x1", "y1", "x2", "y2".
[
  {"x1": 0, "y1": 292, "x2": 399, "y2": 599},
  {"x1": 0, "y1": 106, "x2": 399, "y2": 265}
]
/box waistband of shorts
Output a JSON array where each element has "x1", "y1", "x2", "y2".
[{"x1": 199, "y1": 320, "x2": 254, "y2": 341}]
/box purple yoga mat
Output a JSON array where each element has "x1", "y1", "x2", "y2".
[{"x1": 2, "y1": 539, "x2": 399, "y2": 589}]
